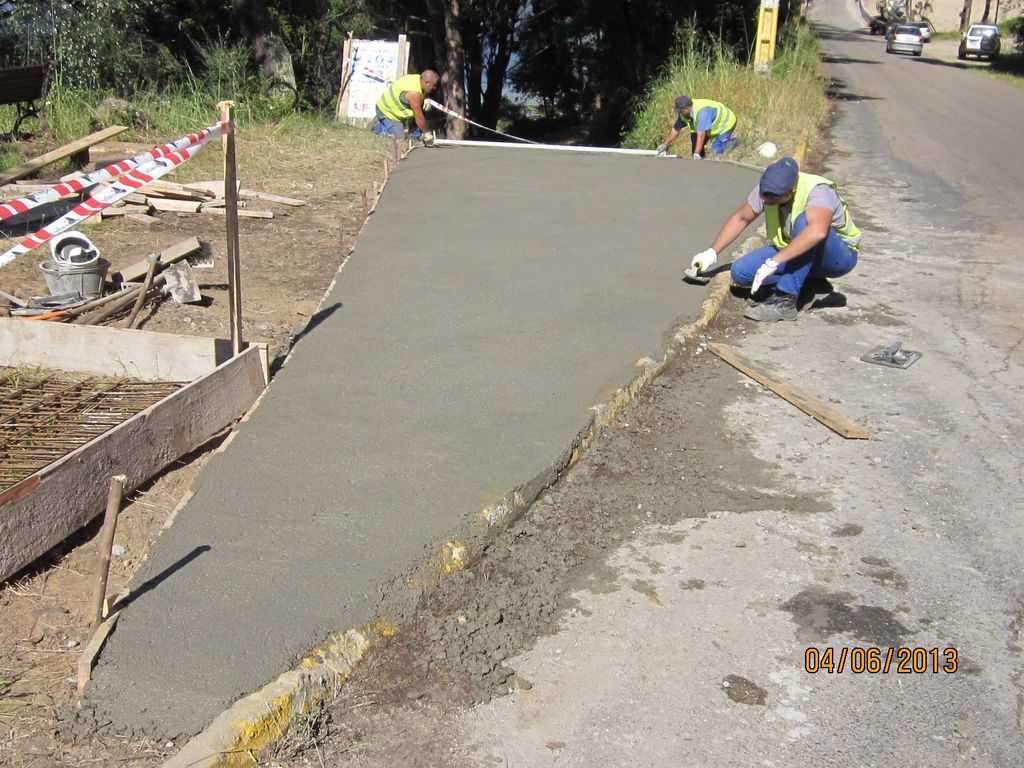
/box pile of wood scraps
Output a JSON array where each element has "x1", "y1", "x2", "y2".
[{"x1": 12, "y1": 237, "x2": 210, "y2": 326}]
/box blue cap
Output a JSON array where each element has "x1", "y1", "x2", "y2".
[
  {"x1": 674, "y1": 95, "x2": 692, "y2": 111},
  {"x1": 759, "y1": 156, "x2": 799, "y2": 196}
]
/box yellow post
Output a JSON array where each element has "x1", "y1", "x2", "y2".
[{"x1": 753, "y1": 0, "x2": 781, "y2": 73}]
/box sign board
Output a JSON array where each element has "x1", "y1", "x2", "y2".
[{"x1": 336, "y1": 35, "x2": 409, "y2": 124}]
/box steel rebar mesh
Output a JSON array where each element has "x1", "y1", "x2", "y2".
[{"x1": 0, "y1": 368, "x2": 186, "y2": 490}]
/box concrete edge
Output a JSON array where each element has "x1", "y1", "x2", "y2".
[{"x1": 158, "y1": 269, "x2": 733, "y2": 768}]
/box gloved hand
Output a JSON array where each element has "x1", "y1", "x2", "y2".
[
  {"x1": 656, "y1": 143, "x2": 668, "y2": 155},
  {"x1": 692, "y1": 152, "x2": 702, "y2": 160},
  {"x1": 422, "y1": 131, "x2": 436, "y2": 147},
  {"x1": 750, "y1": 259, "x2": 779, "y2": 294},
  {"x1": 691, "y1": 248, "x2": 717, "y2": 273}
]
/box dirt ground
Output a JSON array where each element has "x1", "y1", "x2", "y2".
[{"x1": 0, "y1": 125, "x2": 388, "y2": 767}]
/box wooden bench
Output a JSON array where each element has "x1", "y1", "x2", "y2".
[{"x1": 0, "y1": 63, "x2": 55, "y2": 137}]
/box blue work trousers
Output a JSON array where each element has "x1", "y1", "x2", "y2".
[
  {"x1": 731, "y1": 213, "x2": 858, "y2": 296},
  {"x1": 371, "y1": 109, "x2": 422, "y2": 140},
  {"x1": 692, "y1": 128, "x2": 739, "y2": 156}
]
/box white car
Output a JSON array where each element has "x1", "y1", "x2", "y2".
[
  {"x1": 959, "y1": 24, "x2": 1001, "y2": 60},
  {"x1": 886, "y1": 24, "x2": 924, "y2": 57},
  {"x1": 903, "y1": 20, "x2": 934, "y2": 42}
]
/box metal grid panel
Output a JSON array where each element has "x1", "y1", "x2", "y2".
[{"x1": 0, "y1": 368, "x2": 185, "y2": 490}]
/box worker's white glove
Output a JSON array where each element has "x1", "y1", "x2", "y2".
[
  {"x1": 422, "y1": 131, "x2": 435, "y2": 147},
  {"x1": 750, "y1": 259, "x2": 779, "y2": 294},
  {"x1": 691, "y1": 248, "x2": 717, "y2": 273},
  {"x1": 692, "y1": 152, "x2": 702, "y2": 160},
  {"x1": 656, "y1": 143, "x2": 668, "y2": 156}
]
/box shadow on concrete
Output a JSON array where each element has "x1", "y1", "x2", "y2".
[
  {"x1": 114, "y1": 545, "x2": 212, "y2": 611},
  {"x1": 822, "y1": 54, "x2": 882, "y2": 65},
  {"x1": 828, "y1": 76, "x2": 884, "y2": 102},
  {"x1": 271, "y1": 301, "x2": 343, "y2": 374}
]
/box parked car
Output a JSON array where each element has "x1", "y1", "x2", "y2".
[
  {"x1": 869, "y1": 16, "x2": 890, "y2": 35},
  {"x1": 903, "y1": 20, "x2": 934, "y2": 42},
  {"x1": 958, "y1": 23, "x2": 1001, "y2": 60},
  {"x1": 886, "y1": 24, "x2": 924, "y2": 57}
]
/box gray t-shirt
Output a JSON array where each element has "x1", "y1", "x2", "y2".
[{"x1": 747, "y1": 183, "x2": 861, "y2": 247}]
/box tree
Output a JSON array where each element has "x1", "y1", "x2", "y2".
[{"x1": 232, "y1": 0, "x2": 298, "y2": 96}]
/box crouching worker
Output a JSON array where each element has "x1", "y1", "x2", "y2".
[
  {"x1": 372, "y1": 70, "x2": 440, "y2": 148},
  {"x1": 690, "y1": 156, "x2": 861, "y2": 322}
]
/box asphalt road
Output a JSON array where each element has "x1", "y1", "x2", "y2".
[{"x1": 440, "y1": 2, "x2": 1024, "y2": 766}]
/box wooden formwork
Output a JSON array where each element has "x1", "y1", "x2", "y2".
[{"x1": 0, "y1": 319, "x2": 268, "y2": 582}]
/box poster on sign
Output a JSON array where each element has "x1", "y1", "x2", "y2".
[
  {"x1": 337, "y1": 34, "x2": 408, "y2": 123},
  {"x1": 345, "y1": 40, "x2": 400, "y2": 119}
]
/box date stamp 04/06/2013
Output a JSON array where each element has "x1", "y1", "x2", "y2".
[{"x1": 804, "y1": 646, "x2": 958, "y2": 674}]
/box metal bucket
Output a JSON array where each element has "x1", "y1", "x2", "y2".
[{"x1": 39, "y1": 258, "x2": 110, "y2": 299}]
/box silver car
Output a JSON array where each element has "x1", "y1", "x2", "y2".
[{"x1": 886, "y1": 24, "x2": 924, "y2": 57}]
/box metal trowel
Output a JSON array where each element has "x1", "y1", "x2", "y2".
[{"x1": 682, "y1": 267, "x2": 711, "y2": 285}]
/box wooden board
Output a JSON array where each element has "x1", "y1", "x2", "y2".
[
  {"x1": 0, "y1": 315, "x2": 235, "y2": 381},
  {"x1": 147, "y1": 197, "x2": 201, "y2": 213},
  {"x1": 238, "y1": 189, "x2": 306, "y2": 206},
  {"x1": 708, "y1": 342, "x2": 870, "y2": 440},
  {"x1": 111, "y1": 236, "x2": 201, "y2": 284},
  {"x1": 201, "y1": 207, "x2": 274, "y2": 219},
  {"x1": 0, "y1": 345, "x2": 268, "y2": 582},
  {"x1": 0, "y1": 126, "x2": 128, "y2": 185}
]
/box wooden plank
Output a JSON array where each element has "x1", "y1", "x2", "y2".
[
  {"x1": 201, "y1": 206, "x2": 273, "y2": 219},
  {"x1": 708, "y1": 342, "x2": 870, "y2": 440},
  {"x1": 100, "y1": 204, "x2": 150, "y2": 219},
  {"x1": 0, "y1": 345, "x2": 268, "y2": 582},
  {"x1": 112, "y1": 236, "x2": 201, "y2": 284},
  {"x1": 0, "y1": 126, "x2": 128, "y2": 185},
  {"x1": 147, "y1": 197, "x2": 201, "y2": 213},
  {"x1": 0, "y1": 315, "x2": 231, "y2": 381},
  {"x1": 125, "y1": 213, "x2": 161, "y2": 226},
  {"x1": 238, "y1": 189, "x2": 306, "y2": 206}
]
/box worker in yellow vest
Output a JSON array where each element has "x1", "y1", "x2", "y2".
[
  {"x1": 372, "y1": 70, "x2": 440, "y2": 145},
  {"x1": 656, "y1": 96, "x2": 739, "y2": 159},
  {"x1": 690, "y1": 156, "x2": 862, "y2": 322}
]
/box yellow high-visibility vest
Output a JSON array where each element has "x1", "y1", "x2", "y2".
[
  {"x1": 765, "y1": 173, "x2": 861, "y2": 250},
  {"x1": 681, "y1": 98, "x2": 737, "y2": 136},
  {"x1": 376, "y1": 74, "x2": 424, "y2": 121}
]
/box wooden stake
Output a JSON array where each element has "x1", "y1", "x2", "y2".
[
  {"x1": 125, "y1": 253, "x2": 159, "y2": 329},
  {"x1": 219, "y1": 101, "x2": 243, "y2": 356},
  {"x1": 708, "y1": 343, "x2": 871, "y2": 440},
  {"x1": 90, "y1": 475, "x2": 126, "y2": 633},
  {"x1": 362, "y1": 189, "x2": 369, "y2": 220}
]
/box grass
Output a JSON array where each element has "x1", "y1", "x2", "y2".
[
  {"x1": 622, "y1": 22, "x2": 830, "y2": 167},
  {"x1": 1, "y1": 96, "x2": 380, "y2": 188}
]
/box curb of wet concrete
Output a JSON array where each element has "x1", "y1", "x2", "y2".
[{"x1": 158, "y1": 271, "x2": 733, "y2": 768}]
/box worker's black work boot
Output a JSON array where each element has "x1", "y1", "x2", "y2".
[{"x1": 744, "y1": 291, "x2": 798, "y2": 322}]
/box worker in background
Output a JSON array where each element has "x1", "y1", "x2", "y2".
[
  {"x1": 372, "y1": 70, "x2": 440, "y2": 147},
  {"x1": 689, "y1": 156, "x2": 861, "y2": 322},
  {"x1": 657, "y1": 95, "x2": 739, "y2": 159}
]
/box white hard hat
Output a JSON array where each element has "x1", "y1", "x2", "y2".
[
  {"x1": 50, "y1": 231, "x2": 100, "y2": 266},
  {"x1": 757, "y1": 141, "x2": 778, "y2": 159}
]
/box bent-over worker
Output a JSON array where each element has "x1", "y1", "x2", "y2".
[
  {"x1": 690, "y1": 156, "x2": 862, "y2": 322},
  {"x1": 372, "y1": 70, "x2": 440, "y2": 146},
  {"x1": 657, "y1": 95, "x2": 739, "y2": 159}
]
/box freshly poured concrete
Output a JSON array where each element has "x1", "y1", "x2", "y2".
[{"x1": 81, "y1": 146, "x2": 760, "y2": 740}]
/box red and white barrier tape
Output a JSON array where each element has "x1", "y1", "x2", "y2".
[
  {"x1": 0, "y1": 121, "x2": 228, "y2": 223},
  {"x1": 0, "y1": 123, "x2": 228, "y2": 269},
  {"x1": 426, "y1": 99, "x2": 537, "y2": 145}
]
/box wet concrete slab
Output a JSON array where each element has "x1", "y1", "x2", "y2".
[{"x1": 79, "y1": 145, "x2": 760, "y2": 741}]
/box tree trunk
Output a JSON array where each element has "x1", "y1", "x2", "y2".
[
  {"x1": 425, "y1": 0, "x2": 467, "y2": 138},
  {"x1": 231, "y1": 0, "x2": 297, "y2": 97}
]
